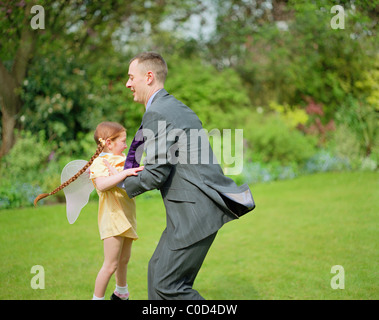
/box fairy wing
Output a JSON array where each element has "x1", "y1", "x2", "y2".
[{"x1": 61, "y1": 160, "x2": 94, "y2": 224}]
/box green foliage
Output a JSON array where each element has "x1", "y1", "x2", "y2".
[
  {"x1": 0, "y1": 130, "x2": 54, "y2": 208},
  {"x1": 269, "y1": 101, "x2": 309, "y2": 129},
  {"x1": 184, "y1": 0, "x2": 379, "y2": 171},
  {"x1": 335, "y1": 97, "x2": 379, "y2": 157},
  {"x1": 328, "y1": 124, "x2": 362, "y2": 168},
  {"x1": 304, "y1": 150, "x2": 351, "y2": 173},
  {"x1": 355, "y1": 60, "x2": 379, "y2": 112},
  {"x1": 234, "y1": 161, "x2": 299, "y2": 185},
  {"x1": 1, "y1": 1, "x2": 378, "y2": 209},
  {"x1": 0, "y1": 129, "x2": 100, "y2": 209},
  {"x1": 0, "y1": 130, "x2": 52, "y2": 181},
  {"x1": 209, "y1": 0, "x2": 379, "y2": 118},
  {"x1": 165, "y1": 56, "x2": 251, "y2": 131},
  {"x1": 0, "y1": 181, "x2": 43, "y2": 210},
  {"x1": 20, "y1": 51, "x2": 144, "y2": 150},
  {"x1": 244, "y1": 112, "x2": 318, "y2": 166},
  {"x1": 351, "y1": 56, "x2": 379, "y2": 155},
  {"x1": 0, "y1": 0, "x2": 25, "y2": 62}
]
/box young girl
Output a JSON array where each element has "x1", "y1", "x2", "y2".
[{"x1": 34, "y1": 121, "x2": 143, "y2": 300}]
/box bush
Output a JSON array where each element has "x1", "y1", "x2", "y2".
[
  {"x1": 166, "y1": 57, "x2": 251, "y2": 131},
  {"x1": 0, "y1": 129, "x2": 100, "y2": 209},
  {"x1": 0, "y1": 181, "x2": 43, "y2": 210},
  {"x1": 303, "y1": 151, "x2": 351, "y2": 174},
  {"x1": 0, "y1": 130, "x2": 52, "y2": 181},
  {"x1": 244, "y1": 113, "x2": 318, "y2": 166},
  {"x1": 234, "y1": 161, "x2": 299, "y2": 185},
  {"x1": 360, "y1": 157, "x2": 377, "y2": 171},
  {"x1": 0, "y1": 130, "x2": 58, "y2": 208},
  {"x1": 328, "y1": 124, "x2": 361, "y2": 168}
]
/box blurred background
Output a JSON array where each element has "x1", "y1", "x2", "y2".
[{"x1": 0, "y1": 0, "x2": 378, "y2": 208}]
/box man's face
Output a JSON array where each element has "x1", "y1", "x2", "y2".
[{"x1": 126, "y1": 59, "x2": 148, "y2": 105}]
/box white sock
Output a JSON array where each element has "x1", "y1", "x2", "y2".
[
  {"x1": 114, "y1": 284, "x2": 129, "y2": 299},
  {"x1": 116, "y1": 284, "x2": 128, "y2": 295},
  {"x1": 92, "y1": 294, "x2": 105, "y2": 300}
]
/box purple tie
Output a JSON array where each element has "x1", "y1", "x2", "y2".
[{"x1": 124, "y1": 124, "x2": 144, "y2": 169}]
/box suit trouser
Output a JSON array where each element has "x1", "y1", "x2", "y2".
[{"x1": 148, "y1": 229, "x2": 217, "y2": 300}]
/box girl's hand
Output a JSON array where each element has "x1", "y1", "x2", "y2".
[
  {"x1": 95, "y1": 166, "x2": 144, "y2": 192},
  {"x1": 124, "y1": 166, "x2": 144, "y2": 177},
  {"x1": 103, "y1": 159, "x2": 118, "y2": 176}
]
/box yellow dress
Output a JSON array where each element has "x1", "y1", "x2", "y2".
[{"x1": 89, "y1": 153, "x2": 138, "y2": 240}]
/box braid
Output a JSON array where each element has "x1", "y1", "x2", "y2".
[{"x1": 34, "y1": 142, "x2": 105, "y2": 206}]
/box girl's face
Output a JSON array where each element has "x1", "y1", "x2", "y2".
[{"x1": 107, "y1": 131, "x2": 127, "y2": 155}]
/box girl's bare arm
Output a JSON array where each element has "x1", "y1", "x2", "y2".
[{"x1": 94, "y1": 165, "x2": 144, "y2": 192}]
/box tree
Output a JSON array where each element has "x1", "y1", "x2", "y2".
[
  {"x1": 0, "y1": 0, "x2": 203, "y2": 157},
  {"x1": 0, "y1": 1, "x2": 36, "y2": 157},
  {"x1": 206, "y1": 0, "x2": 379, "y2": 112},
  {"x1": 1, "y1": 0, "x2": 132, "y2": 156}
]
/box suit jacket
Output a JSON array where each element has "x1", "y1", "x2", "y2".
[{"x1": 120, "y1": 89, "x2": 255, "y2": 250}]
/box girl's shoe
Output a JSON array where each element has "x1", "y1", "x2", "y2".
[{"x1": 110, "y1": 292, "x2": 129, "y2": 300}]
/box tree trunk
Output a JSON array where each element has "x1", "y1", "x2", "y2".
[
  {"x1": 0, "y1": 62, "x2": 22, "y2": 158},
  {"x1": 0, "y1": 2, "x2": 36, "y2": 158},
  {"x1": 0, "y1": 101, "x2": 18, "y2": 157}
]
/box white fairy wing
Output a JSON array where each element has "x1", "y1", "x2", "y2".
[{"x1": 61, "y1": 160, "x2": 94, "y2": 224}]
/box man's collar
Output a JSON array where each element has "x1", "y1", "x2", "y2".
[{"x1": 146, "y1": 88, "x2": 163, "y2": 110}]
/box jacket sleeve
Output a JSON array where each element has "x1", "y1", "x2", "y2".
[{"x1": 119, "y1": 111, "x2": 174, "y2": 198}]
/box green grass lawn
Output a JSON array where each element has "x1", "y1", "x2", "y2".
[{"x1": 0, "y1": 171, "x2": 378, "y2": 300}]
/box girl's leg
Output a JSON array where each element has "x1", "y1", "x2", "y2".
[
  {"x1": 111, "y1": 237, "x2": 133, "y2": 299},
  {"x1": 94, "y1": 236, "x2": 123, "y2": 299},
  {"x1": 115, "y1": 237, "x2": 133, "y2": 286}
]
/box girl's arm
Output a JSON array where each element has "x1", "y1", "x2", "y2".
[{"x1": 94, "y1": 166, "x2": 144, "y2": 192}]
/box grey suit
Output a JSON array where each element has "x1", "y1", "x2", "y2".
[{"x1": 120, "y1": 89, "x2": 255, "y2": 299}]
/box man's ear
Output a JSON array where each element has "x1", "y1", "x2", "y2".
[{"x1": 146, "y1": 71, "x2": 154, "y2": 84}]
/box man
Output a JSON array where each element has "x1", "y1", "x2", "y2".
[{"x1": 119, "y1": 52, "x2": 255, "y2": 300}]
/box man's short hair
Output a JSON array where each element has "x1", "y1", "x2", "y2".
[{"x1": 130, "y1": 52, "x2": 168, "y2": 84}]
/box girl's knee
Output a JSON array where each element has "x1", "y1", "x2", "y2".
[
  {"x1": 103, "y1": 261, "x2": 118, "y2": 275},
  {"x1": 118, "y1": 254, "x2": 130, "y2": 266}
]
